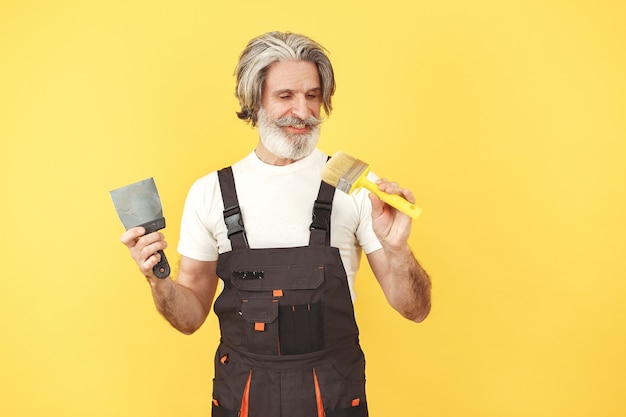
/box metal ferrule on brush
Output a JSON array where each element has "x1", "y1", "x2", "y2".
[{"x1": 337, "y1": 159, "x2": 368, "y2": 193}]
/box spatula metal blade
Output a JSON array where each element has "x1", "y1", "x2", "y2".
[
  {"x1": 110, "y1": 177, "x2": 163, "y2": 231},
  {"x1": 110, "y1": 177, "x2": 170, "y2": 278}
]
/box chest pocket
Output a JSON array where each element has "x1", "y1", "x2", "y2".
[
  {"x1": 232, "y1": 264, "x2": 324, "y2": 295},
  {"x1": 232, "y1": 263, "x2": 326, "y2": 355}
]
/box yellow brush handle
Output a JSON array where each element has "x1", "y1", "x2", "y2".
[{"x1": 360, "y1": 179, "x2": 422, "y2": 219}]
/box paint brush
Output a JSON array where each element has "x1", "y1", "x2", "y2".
[{"x1": 321, "y1": 151, "x2": 422, "y2": 219}]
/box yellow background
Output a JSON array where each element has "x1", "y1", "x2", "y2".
[{"x1": 2, "y1": 1, "x2": 625, "y2": 416}]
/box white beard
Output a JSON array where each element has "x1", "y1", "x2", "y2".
[{"x1": 257, "y1": 108, "x2": 322, "y2": 161}]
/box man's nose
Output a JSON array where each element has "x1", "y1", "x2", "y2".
[{"x1": 290, "y1": 95, "x2": 311, "y2": 120}]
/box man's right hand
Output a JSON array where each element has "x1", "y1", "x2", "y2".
[{"x1": 120, "y1": 226, "x2": 169, "y2": 281}]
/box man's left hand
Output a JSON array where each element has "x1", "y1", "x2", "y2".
[{"x1": 368, "y1": 178, "x2": 414, "y2": 250}]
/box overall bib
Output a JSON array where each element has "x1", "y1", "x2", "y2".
[{"x1": 211, "y1": 167, "x2": 369, "y2": 417}]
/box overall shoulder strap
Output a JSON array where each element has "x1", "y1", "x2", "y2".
[
  {"x1": 309, "y1": 176, "x2": 336, "y2": 247},
  {"x1": 217, "y1": 166, "x2": 249, "y2": 250}
]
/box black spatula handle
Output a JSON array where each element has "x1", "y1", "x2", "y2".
[
  {"x1": 153, "y1": 250, "x2": 170, "y2": 279},
  {"x1": 137, "y1": 217, "x2": 170, "y2": 279}
]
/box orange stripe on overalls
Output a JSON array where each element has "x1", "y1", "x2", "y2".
[
  {"x1": 313, "y1": 368, "x2": 325, "y2": 417},
  {"x1": 239, "y1": 370, "x2": 252, "y2": 417}
]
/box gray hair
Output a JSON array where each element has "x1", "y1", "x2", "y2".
[{"x1": 235, "y1": 31, "x2": 336, "y2": 126}]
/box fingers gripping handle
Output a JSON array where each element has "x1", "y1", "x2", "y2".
[
  {"x1": 374, "y1": 189, "x2": 422, "y2": 219},
  {"x1": 362, "y1": 181, "x2": 422, "y2": 219}
]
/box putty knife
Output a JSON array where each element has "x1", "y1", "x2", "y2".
[{"x1": 110, "y1": 177, "x2": 170, "y2": 278}]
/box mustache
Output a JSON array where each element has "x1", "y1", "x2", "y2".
[{"x1": 275, "y1": 115, "x2": 322, "y2": 128}]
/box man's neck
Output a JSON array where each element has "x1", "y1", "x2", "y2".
[{"x1": 254, "y1": 140, "x2": 297, "y2": 166}]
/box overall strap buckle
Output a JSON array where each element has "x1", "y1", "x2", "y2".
[
  {"x1": 223, "y1": 205, "x2": 248, "y2": 246},
  {"x1": 309, "y1": 172, "x2": 336, "y2": 246},
  {"x1": 218, "y1": 167, "x2": 249, "y2": 249},
  {"x1": 310, "y1": 200, "x2": 332, "y2": 232}
]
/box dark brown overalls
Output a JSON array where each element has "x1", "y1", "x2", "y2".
[{"x1": 211, "y1": 167, "x2": 368, "y2": 417}]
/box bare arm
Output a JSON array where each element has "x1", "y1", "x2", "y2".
[
  {"x1": 366, "y1": 180, "x2": 431, "y2": 322},
  {"x1": 367, "y1": 247, "x2": 431, "y2": 322},
  {"x1": 121, "y1": 227, "x2": 219, "y2": 334}
]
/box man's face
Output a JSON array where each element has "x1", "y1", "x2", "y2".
[{"x1": 257, "y1": 60, "x2": 323, "y2": 161}]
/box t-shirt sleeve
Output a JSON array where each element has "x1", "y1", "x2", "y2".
[
  {"x1": 177, "y1": 172, "x2": 221, "y2": 262},
  {"x1": 353, "y1": 185, "x2": 383, "y2": 255}
]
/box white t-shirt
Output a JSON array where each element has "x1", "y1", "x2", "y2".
[{"x1": 177, "y1": 148, "x2": 382, "y2": 299}]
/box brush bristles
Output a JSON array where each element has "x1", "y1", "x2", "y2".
[{"x1": 321, "y1": 151, "x2": 368, "y2": 193}]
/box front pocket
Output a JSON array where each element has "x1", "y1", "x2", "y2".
[
  {"x1": 314, "y1": 350, "x2": 367, "y2": 413},
  {"x1": 324, "y1": 401, "x2": 368, "y2": 417},
  {"x1": 240, "y1": 298, "x2": 280, "y2": 355},
  {"x1": 211, "y1": 402, "x2": 238, "y2": 417},
  {"x1": 212, "y1": 351, "x2": 253, "y2": 413},
  {"x1": 241, "y1": 298, "x2": 279, "y2": 324},
  {"x1": 278, "y1": 302, "x2": 324, "y2": 355}
]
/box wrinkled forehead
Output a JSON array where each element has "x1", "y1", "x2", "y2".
[{"x1": 262, "y1": 60, "x2": 321, "y2": 95}]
